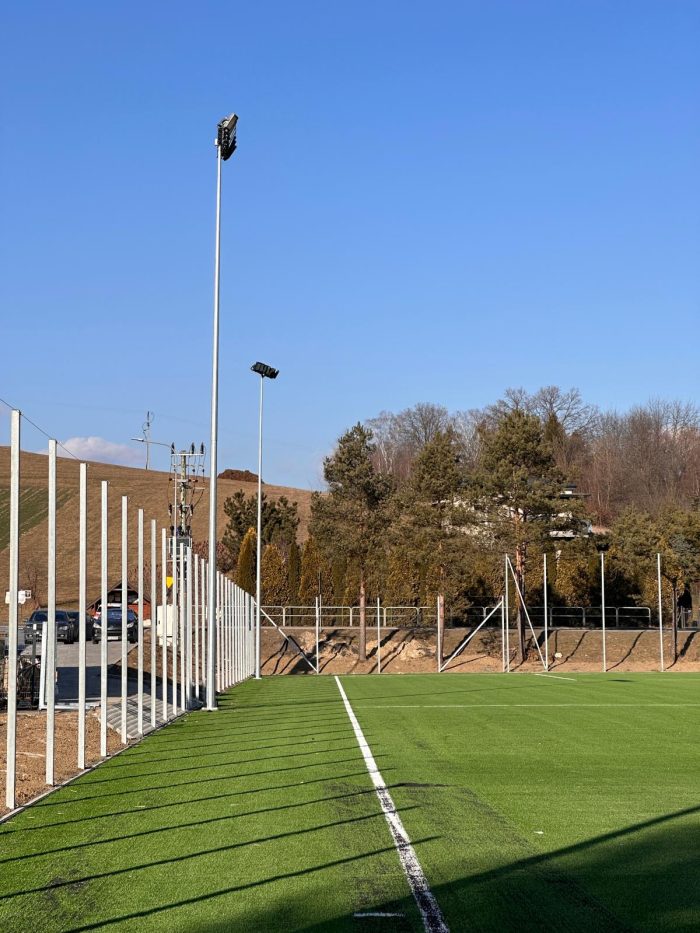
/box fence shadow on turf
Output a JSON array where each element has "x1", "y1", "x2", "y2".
[
  {"x1": 223, "y1": 804, "x2": 700, "y2": 933},
  {"x1": 35, "y1": 805, "x2": 695, "y2": 933}
]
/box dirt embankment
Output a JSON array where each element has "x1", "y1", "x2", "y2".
[
  {"x1": 0, "y1": 711, "x2": 121, "y2": 816},
  {"x1": 261, "y1": 626, "x2": 700, "y2": 675}
]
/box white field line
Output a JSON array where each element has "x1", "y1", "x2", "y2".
[
  {"x1": 534, "y1": 672, "x2": 577, "y2": 682},
  {"x1": 351, "y1": 702, "x2": 700, "y2": 709},
  {"x1": 334, "y1": 676, "x2": 449, "y2": 933}
]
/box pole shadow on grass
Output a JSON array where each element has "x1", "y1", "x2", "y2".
[
  {"x1": 0, "y1": 807, "x2": 423, "y2": 900},
  {"x1": 0, "y1": 767, "x2": 382, "y2": 834}
]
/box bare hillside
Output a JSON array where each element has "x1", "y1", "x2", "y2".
[{"x1": 0, "y1": 447, "x2": 313, "y2": 613}]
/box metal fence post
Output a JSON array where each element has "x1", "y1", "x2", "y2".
[
  {"x1": 78, "y1": 463, "x2": 87, "y2": 769},
  {"x1": 137, "y1": 508, "x2": 144, "y2": 735},
  {"x1": 100, "y1": 482, "x2": 108, "y2": 757},
  {"x1": 171, "y1": 539, "x2": 178, "y2": 719},
  {"x1": 657, "y1": 553, "x2": 665, "y2": 672},
  {"x1": 315, "y1": 596, "x2": 320, "y2": 674},
  {"x1": 216, "y1": 573, "x2": 222, "y2": 693},
  {"x1": 46, "y1": 440, "x2": 57, "y2": 785},
  {"x1": 194, "y1": 554, "x2": 200, "y2": 700},
  {"x1": 601, "y1": 551, "x2": 607, "y2": 673},
  {"x1": 161, "y1": 528, "x2": 168, "y2": 723},
  {"x1": 5, "y1": 410, "x2": 20, "y2": 810},
  {"x1": 179, "y1": 542, "x2": 186, "y2": 712},
  {"x1": 121, "y1": 496, "x2": 128, "y2": 744},
  {"x1": 151, "y1": 519, "x2": 157, "y2": 729},
  {"x1": 543, "y1": 553, "x2": 549, "y2": 671},
  {"x1": 185, "y1": 547, "x2": 193, "y2": 709},
  {"x1": 201, "y1": 559, "x2": 207, "y2": 693}
]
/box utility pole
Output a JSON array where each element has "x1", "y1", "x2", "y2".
[
  {"x1": 168, "y1": 443, "x2": 206, "y2": 571},
  {"x1": 142, "y1": 412, "x2": 154, "y2": 470}
]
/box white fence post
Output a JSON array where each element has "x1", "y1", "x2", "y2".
[
  {"x1": 46, "y1": 440, "x2": 57, "y2": 785},
  {"x1": 5, "y1": 410, "x2": 20, "y2": 810},
  {"x1": 78, "y1": 463, "x2": 87, "y2": 769},
  {"x1": 657, "y1": 553, "x2": 665, "y2": 672},
  {"x1": 601, "y1": 551, "x2": 606, "y2": 673},
  {"x1": 194, "y1": 554, "x2": 200, "y2": 700},
  {"x1": 100, "y1": 482, "x2": 108, "y2": 757},
  {"x1": 137, "y1": 508, "x2": 144, "y2": 735},
  {"x1": 161, "y1": 528, "x2": 168, "y2": 723},
  {"x1": 121, "y1": 496, "x2": 128, "y2": 744},
  {"x1": 543, "y1": 553, "x2": 549, "y2": 672},
  {"x1": 171, "y1": 539, "x2": 178, "y2": 719},
  {"x1": 150, "y1": 519, "x2": 157, "y2": 728}
]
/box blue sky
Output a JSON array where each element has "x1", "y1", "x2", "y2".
[{"x1": 1, "y1": 1, "x2": 698, "y2": 488}]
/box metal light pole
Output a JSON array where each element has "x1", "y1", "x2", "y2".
[
  {"x1": 206, "y1": 113, "x2": 238, "y2": 711},
  {"x1": 251, "y1": 361, "x2": 279, "y2": 679}
]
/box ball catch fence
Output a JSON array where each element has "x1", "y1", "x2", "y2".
[{"x1": 1, "y1": 409, "x2": 255, "y2": 812}]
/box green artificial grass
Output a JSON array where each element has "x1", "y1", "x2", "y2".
[
  {"x1": 342, "y1": 672, "x2": 700, "y2": 932},
  {"x1": 0, "y1": 673, "x2": 698, "y2": 931}
]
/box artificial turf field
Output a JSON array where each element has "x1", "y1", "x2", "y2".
[{"x1": 0, "y1": 673, "x2": 698, "y2": 932}]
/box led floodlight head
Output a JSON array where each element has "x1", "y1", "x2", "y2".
[
  {"x1": 217, "y1": 113, "x2": 238, "y2": 160},
  {"x1": 251, "y1": 361, "x2": 279, "y2": 379}
]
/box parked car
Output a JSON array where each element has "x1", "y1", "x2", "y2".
[
  {"x1": 93, "y1": 607, "x2": 138, "y2": 643},
  {"x1": 24, "y1": 609, "x2": 77, "y2": 644},
  {"x1": 65, "y1": 611, "x2": 94, "y2": 641}
]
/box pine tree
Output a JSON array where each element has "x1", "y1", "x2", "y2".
[
  {"x1": 391, "y1": 429, "x2": 468, "y2": 643},
  {"x1": 298, "y1": 536, "x2": 323, "y2": 605},
  {"x1": 310, "y1": 424, "x2": 392, "y2": 660},
  {"x1": 287, "y1": 539, "x2": 301, "y2": 604},
  {"x1": 261, "y1": 543, "x2": 289, "y2": 606},
  {"x1": 222, "y1": 491, "x2": 299, "y2": 571},
  {"x1": 236, "y1": 527, "x2": 256, "y2": 595},
  {"x1": 468, "y1": 409, "x2": 583, "y2": 662}
]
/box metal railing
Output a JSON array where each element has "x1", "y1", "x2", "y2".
[
  {"x1": 262, "y1": 604, "x2": 655, "y2": 630},
  {"x1": 262, "y1": 605, "x2": 439, "y2": 628}
]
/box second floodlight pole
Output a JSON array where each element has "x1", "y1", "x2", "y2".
[
  {"x1": 206, "y1": 112, "x2": 238, "y2": 711},
  {"x1": 251, "y1": 361, "x2": 280, "y2": 680},
  {"x1": 255, "y1": 375, "x2": 264, "y2": 679}
]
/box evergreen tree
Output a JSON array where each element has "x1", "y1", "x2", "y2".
[
  {"x1": 261, "y1": 543, "x2": 289, "y2": 606},
  {"x1": 310, "y1": 424, "x2": 392, "y2": 660},
  {"x1": 391, "y1": 429, "x2": 469, "y2": 628},
  {"x1": 298, "y1": 536, "x2": 330, "y2": 605},
  {"x1": 384, "y1": 552, "x2": 419, "y2": 607},
  {"x1": 331, "y1": 556, "x2": 347, "y2": 604},
  {"x1": 468, "y1": 409, "x2": 583, "y2": 662},
  {"x1": 222, "y1": 491, "x2": 299, "y2": 570},
  {"x1": 287, "y1": 539, "x2": 301, "y2": 605},
  {"x1": 236, "y1": 527, "x2": 256, "y2": 595}
]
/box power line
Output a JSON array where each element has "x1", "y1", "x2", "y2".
[{"x1": 0, "y1": 395, "x2": 81, "y2": 461}]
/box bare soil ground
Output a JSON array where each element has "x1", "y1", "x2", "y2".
[
  {"x1": 0, "y1": 710, "x2": 121, "y2": 816},
  {"x1": 261, "y1": 626, "x2": 700, "y2": 674}
]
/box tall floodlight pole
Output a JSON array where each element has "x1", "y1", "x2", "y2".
[
  {"x1": 251, "y1": 361, "x2": 280, "y2": 679},
  {"x1": 206, "y1": 112, "x2": 238, "y2": 711}
]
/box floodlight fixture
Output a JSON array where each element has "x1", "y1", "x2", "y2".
[
  {"x1": 251, "y1": 361, "x2": 279, "y2": 380},
  {"x1": 217, "y1": 113, "x2": 238, "y2": 160}
]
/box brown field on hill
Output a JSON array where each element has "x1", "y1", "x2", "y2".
[{"x1": 0, "y1": 447, "x2": 312, "y2": 619}]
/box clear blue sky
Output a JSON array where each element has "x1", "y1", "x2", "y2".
[{"x1": 2, "y1": 1, "x2": 698, "y2": 488}]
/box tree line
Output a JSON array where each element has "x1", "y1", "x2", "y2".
[{"x1": 208, "y1": 387, "x2": 700, "y2": 663}]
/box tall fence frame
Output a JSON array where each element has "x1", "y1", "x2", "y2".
[{"x1": 1, "y1": 409, "x2": 255, "y2": 812}]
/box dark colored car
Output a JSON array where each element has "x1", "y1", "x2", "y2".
[
  {"x1": 24, "y1": 609, "x2": 77, "y2": 644},
  {"x1": 66, "y1": 611, "x2": 94, "y2": 641},
  {"x1": 93, "y1": 608, "x2": 138, "y2": 644}
]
